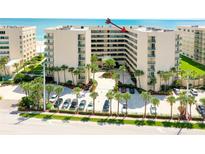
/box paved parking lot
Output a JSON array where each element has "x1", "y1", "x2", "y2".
[{"x1": 0, "y1": 71, "x2": 205, "y2": 117}]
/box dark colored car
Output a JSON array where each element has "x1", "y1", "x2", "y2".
[
  {"x1": 62, "y1": 98, "x2": 71, "y2": 109},
  {"x1": 173, "y1": 88, "x2": 180, "y2": 95},
  {"x1": 129, "y1": 87, "x2": 135, "y2": 94},
  {"x1": 79, "y1": 100, "x2": 86, "y2": 111},
  {"x1": 103, "y1": 100, "x2": 109, "y2": 112},
  {"x1": 69, "y1": 99, "x2": 78, "y2": 110},
  {"x1": 121, "y1": 87, "x2": 127, "y2": 93},
  {"x1": 196, "y1": 105, "x2": 205, "y2": 118},
  {"x1": 54, "y1": 98, "x2": 63, "y2": 108}
]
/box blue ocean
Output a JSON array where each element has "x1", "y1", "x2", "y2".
[{"x1": 1, "y1": 18, "x2": 205, "y2": 40}]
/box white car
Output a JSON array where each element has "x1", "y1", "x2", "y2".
[
  {"x1": 121, "y1": 103, "x2": 127, "y2": 113},
  {"x1": 49, "y1": 94, "x2": 58, "y2": 103},
  {"x1": 86, "y1": 102, "x2": 93, "y2": 112},
  {"x1": 190, "y1": 89, "x2": 198, "y2": 96}
]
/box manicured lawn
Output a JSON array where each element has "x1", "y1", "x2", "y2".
[
  {"x1": 20, "y1": 113, "x2": 205, "y2": 130},
  {"x1": 180, "y1": 55, "x2": 205, "y2": 76}
]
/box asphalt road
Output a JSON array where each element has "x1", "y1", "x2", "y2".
[{"x1": 0, "y1": 100, "x2": 205, "y2": 135}]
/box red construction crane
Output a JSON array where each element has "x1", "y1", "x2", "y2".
[{"x1": 105, "y1": 18, "x2": 127, "y2": 33}]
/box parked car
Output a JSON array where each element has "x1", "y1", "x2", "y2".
[
  {"x1": 103, "y1": 100, "x2": 109, "y2": 112},
  {"x1": 190, "y1": 89, "x2": 198, "y2": 96},
  {"x1": 79, "y1": 100, "x2": 86, "y2": 111},
  {"x1": 196, "y1": 105, "x2": 205, "y2": 118},
  {"x1": 86, "y1": 102, "x2": 93, "y2": 112},
  {"x1": 121, "y1": 103, "x2": 127, "y2": 113},
  {"x1": 49, "y1": 94, "x2": 58, "y2": 103},
  {"x1": 62, "y1": 98, "x2": 71, "y2": 109},
  {"x1": 121, "y1": 87, "x2": 127, "y2": 93},
  {"x1": 173, "y1": 88, "x2": 180, "y2": 95},
  {"x1": 69, "y1": 99, "x2": 78, "y2": 110},
  {"x1": 129, "y1": 87, "x2": 135, "y2": 94},
  {"x1": 54, "y1": 98, "x2": 63, "y2": 108}
]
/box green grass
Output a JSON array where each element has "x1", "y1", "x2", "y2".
[
  {"x1": 180, "y1": 55, "x2": 205, "y2": 76},
  {"x1": 20, "y1": 113, "x2": 205, "y2": 130}
]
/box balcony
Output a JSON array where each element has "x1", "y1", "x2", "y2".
[
  {"x1": 148, "y1": 61, "x2": 155, "y2": 64},
  {"x1": 44, "y1": 41, "x2": 53, "y2": 45},
  {"x1": 148, "y1": 47, "x2": 156, "y2": 50},
  {"x1": 148, "y1": 39, "x2": 156, "y2": 43},
  {"x1": 44, "y1": 35, "x2": 53, "y2": 39},
  {"x1": 78, "y1": 44, "x2": 85, "y2": 47}
]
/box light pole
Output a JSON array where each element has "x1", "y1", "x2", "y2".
[{"x1": 42, "y1": 58, "x2": 47, "y2": 112}]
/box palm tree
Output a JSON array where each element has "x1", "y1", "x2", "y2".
[
  {"x1": 73, "y1": 68, "x2": 80, "y2": 85},
  {"x1": 86, "y1": 64, "x2": 91, "y2": 81},
  {"x1": 170, "y1": 67, "x2": 176, "y2": 83},
  {"x1": 114, "y1": 91, "x2": 123, "y2": 115},
  {"x1": 72, "y1": 87, "x2": 81, "y2": 99},
  {"x1": 103, "y1": 58, "x2": 116, "y2": 72},
  {"x1": 68, "y1": 67, "x2": 75, "y2": 84},
  {"x1": 91, "y1": 55, "x2": 98, "y2": 64},
  {"x1": 89, "y1": 91, "x2": 99, "y2": 114},
  {"x1": 53, "y1": 66, "x2": 61, "y2": 84},
  {"x1": 54, "y1": 85, "x2": 64, "y2": 100},
  {"x1": 0, "y1": 56, "x2": 8, "y2": 75},
  {"x1": 161, "y1": 71, "x2": 172, "y2": 91},
  {"x1": 134, "y1": 69, "x2": 144, "y2": 88},
  {"x1": 150, "y1": 96, "x2": 160, "y2": 117},
  {"x1": 187, "y1": 95, "x2": 196, "y2": 118},
  {"x1": 46, "y1": 84, "x2": 55, "y2": 103},
  {"x1": 157, "y1": 71, "x2": 164, "y2": 90},
  {"x1": 20, "y1": 82, "x2": 30, "y2": 96},
  {"x1": 119, "y1": 65, "x2": 126, "y2": 84},
  {"x1": 112, "y1": 72, "x2": 120, "y2": 84},
  {"x1": 200, "y1": 98, "x2": 205, "y2": 105},
  {"x1": 91, "y1": 64, "x2": 99, "y2": 80},
  {"x1": 106, "y1": 90, "x2": 115, "y2": 115},
  {"x1": 148, "y1": 75, "x2": 157, "y2": 91},
  {"x1": 13, "y1": 63, "x2": 19, "y2": 73},
  {"x1": 122, "y1": 92, "x2": 131, "y2": 115},
  {"x1": 167, "y1": 96, "x2": 176, "y2": 119},
  {"x1": 61, "y1": 65, "x2": 68, "y2": 83},
  {"x1": 140, "y1": 91, "x2": 151, "y2": 118}
]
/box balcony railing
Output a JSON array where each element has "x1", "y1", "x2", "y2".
[{"x1": 44, "y1": 35, "x2": 53, "y2": 39}]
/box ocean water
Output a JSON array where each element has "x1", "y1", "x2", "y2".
[{"x1": 1, "y1": 18, "x2": 205, "y2": 40}]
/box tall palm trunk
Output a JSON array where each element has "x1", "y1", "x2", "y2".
[
  {"x1": 190, "y1": 104, "x2": 192, "y2": 119},
  {"x1": 170, "y1": 104, "x2": 173, "y2": 119},
  {"x1": 117, "y1": 100, "x2": 119, "y2": 116},
  {"x1": 110, "y1": 100, "x2": 112, "y2": 115},
  {"x1": 122, "y1": 72, "x2": 125, "y2": 84},
  {"x1": 57, "y1": 72, "x2": 60, "y2": 84},
  {"x1": 93, "y1": 99, "x2": 95, "y2": 114},
  {"x1": 138, "y1": 77, "x2": 141, "y2": 88},
  {"x1": 64, "y1": 71, "x2": 66, "y2": 83},
  {"x1": 126, "y1": 101, "x2": 128, "y2": 116},
  {"x1": 71, "y1": 73, "x2": 74, "y2": 84},
  {"x1": 93, "y1": 73, "x2": 95, "y2": 80},
  {"x1": 144, "y1": 101, "x2": 147, "y2": 118}
]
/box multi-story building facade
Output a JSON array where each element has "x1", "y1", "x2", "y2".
[
  {"x1": 0, "y1": 26, "x2": 36, "y2": 75},
  {"x1": 91, "y1": 26, "x2": 177, "y2": 91},
  {"x1": 45, "y1": 25, "x2": 177, "y2": 91},
  {"x1": 176, "y1": 25, "x2": 205, "y2": 65},
  {"x1": 44, "y1": 26, "x2": 91, "y2": 84}
]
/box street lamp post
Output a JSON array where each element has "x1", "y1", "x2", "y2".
[{"x1": 43, "y1": 60, "x2": 46, "y2": 112}]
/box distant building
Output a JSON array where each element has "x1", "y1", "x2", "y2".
[
  {"x1": 176, "y1": 25, "x2": 205, "y2": 65},
  {"x1": 0, "y1": 26, "x2": 36, "y2": 75}
]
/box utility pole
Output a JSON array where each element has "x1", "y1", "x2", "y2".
[{"x1": 43, "y1": 58, "x2": 47, "y2": 112}]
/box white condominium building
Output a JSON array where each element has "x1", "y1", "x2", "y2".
[
  {"x1": 0, "y1": 26, "x2": 36, "y2": 61},
  {"x1": 0, "y1": 26, "x2": 36, "y2": 75},
  {"x1": 91, "y1": 26, "x2": 177, "y2": 91},
  {"x1": 176, "y1": 25, "x2": 205, "y2": 65},
  {"x1": 45, "y1": 25, "x2": 177, "y2": 91},
  {"x1": 45, "y1": 26, "x2": 91, "y2": 84}
]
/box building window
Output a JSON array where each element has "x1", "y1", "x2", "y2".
[{"x1": 0, "y1": 31, "x2": 5, "y2": 34}]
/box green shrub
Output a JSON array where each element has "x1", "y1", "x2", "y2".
[
  {"x1": 1, "y1": 80, "x2": 13, "y2": 85},
  {"x1": 102, "y1": 72, "x2": 113, "y2": 78},
  {"x1": 14, "y1": 73, "x2": 33, "y2": 83},
  {"x1": 18, "y1": 96, "x2": 34, "y2": 110},
  {"x1": 66, "y1": 80, "x2": 73, "y2": 85},
  {"x1": 46, "y1": 102, "x2": 53, "y2": 110}
]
